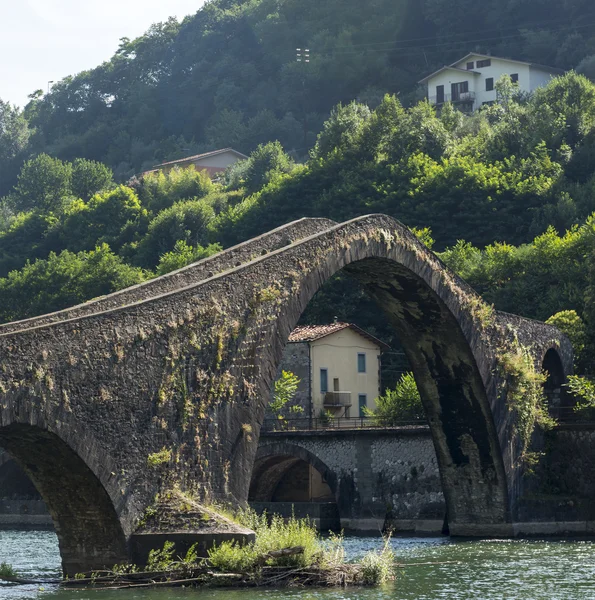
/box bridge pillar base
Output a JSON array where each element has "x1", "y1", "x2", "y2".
[
  {"x1": 448, "y1": 522, "x2": 516, "y2": 538},
  {"x1": 129, "y1": 530, "x2": 256, "y2": 567}
]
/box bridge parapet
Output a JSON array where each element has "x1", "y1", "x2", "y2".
[{"x1": 0, "y1": 217, "x2": 336, "y2": 335}]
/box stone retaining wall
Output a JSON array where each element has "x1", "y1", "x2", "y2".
[{"x1": 256, "y1": 427, "x2": 445, "y2": 533}]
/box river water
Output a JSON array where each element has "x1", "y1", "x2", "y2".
[{"x1": 1, "y1": 530, "x2": 595, "y2": 599}]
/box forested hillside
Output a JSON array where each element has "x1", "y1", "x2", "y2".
[
  {"x1": 2, "y1": 0, "x2": 595, "y2": 194},
  {"x1": 1, "y1": 73, "x2": 595, "y2": 388}
]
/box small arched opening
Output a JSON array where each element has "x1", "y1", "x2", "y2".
[
  {"x1": 0, "y1": 424, "x2": 128, "y2": 577},
  {"x1": 542, "y1": 348, "x2": 570, "y2": 420},
  {"x1": 249, "y1": 446, "x2": 339, "y2": 531}
]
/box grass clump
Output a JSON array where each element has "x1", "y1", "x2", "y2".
[
  {"x1": 208, "y1": 510, "x2": 321, "y2": 572},
  {"x1": 359, "y1": 537, "x2": 396, "y2": 585},
  {"x1": 0, "y1": 562, "x2": 17, "y2": 579}
]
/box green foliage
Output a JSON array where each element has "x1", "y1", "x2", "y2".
[
  {"x1": 136, "y1": 199, "x2": 215, "y2": 268},
  {"x1": 155, "y1": 240, "x2": 222, "y2": 276},
  {"x1": 366, "y1": 373, "x2": 423, "y2": 425},
  {"x1": 0, "y1": 244, "x2": 146, "y2": 323},
  {"x1": 0, "y1": 100, "x2": 30, "y2": 196},
  {"x1": 12, "y1": 154, "x2": 72, "y2": 213},
  {"x1": 207, "y1": 540, "x2": 259, "y2": 572},
  {"x1": 60, "y1": 185, "x2": 148, "y2": 253},
  {"x1": 311, "y1": 102, "x2": 371, "y2": 159},
  {"x1": 0, "y1": 562, "x2": 18, "y2": 579},
  {"x1": 208, "y1": 510, "x2": 322, "y2": 572},
  {"x1": 269, "y1": 370, "x2": 301, "y2": 414},
  {"x1": 147, "y1": 447, "x2": 172, "y2": 468},
  {"x1": 135, "y1": 167, "x2": 215, "y2": 213},
  {"x1": 71, "y1": 158, "x2": 114, "y2": 201},
  {"x1": 566, "y1": 375, "x2": 595, "y2": 413},
  {"x1": 146, "y1": 540, "x2": 176, "y2": 571},
  {"x1": 546, "y1": 310, "x2": 587, "y2": 368},
  {"x1": 227, "y1": 142, "x2": 294, "y2": 193},
  {"x1": 499, "y1": 340, "x2": 554, "y2": 460},
  {"x1": 318, "y1": 408, "x2": 334, "y2": 426}
]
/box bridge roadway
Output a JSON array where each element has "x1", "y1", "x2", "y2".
[{"x1": 0, "y1": 214, "x2": 571, "y2": 575}]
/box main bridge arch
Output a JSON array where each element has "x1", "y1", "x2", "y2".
[
  {"x1": 232, "y1": 215, "x2": 573, "y2": 535},
  {"x1": 0, "y1": 214, "x2": 572, "y2": 570}
]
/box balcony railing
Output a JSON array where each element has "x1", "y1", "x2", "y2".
[
  {"x1": 323, "y1": 391, "x2": 352, "y2": 407},
  {"x1": 429, "y1": 92, "x2": 476, "y2": 105}
]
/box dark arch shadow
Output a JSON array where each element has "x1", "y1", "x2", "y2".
[
  {"x1": 0, "y1": 453, "x2": 42, "y2": 499},
  {"x1": 542, "y1": 348, "x2": 570, "y2": 419},
  {"x1": 0, "y1": 424, "x2": 128, "y2": 576},
  {"x1": 249, "y1": 443, "x2": 338, "y2": 502}
]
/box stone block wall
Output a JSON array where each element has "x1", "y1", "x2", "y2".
[
  {"x1": 517, "y1": 425, "x2": 595, "y2": 529},
  {"x1": 257, "y1": 427, "x2": 445, "y2": 532},
  {"x1": 266, "y1": 341, "x2": 311, "y2": 420}
]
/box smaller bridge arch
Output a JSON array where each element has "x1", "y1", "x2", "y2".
[
  {"x1": 0, "y1": 424, "x2": 128, "y2": 576},
  {"x1": 249, "y1": 443, "x2": 338, "y2": 504},
  {"x1": 541, "y1": 346, "x2": 572, "y2": 418}
]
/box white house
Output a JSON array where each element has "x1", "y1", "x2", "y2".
[{"x1": 419, "y1": 53, "x2": 564, "y2": 112}]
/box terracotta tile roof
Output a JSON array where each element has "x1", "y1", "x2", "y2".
[
  {"x1": 152, "y1": 148, "x2": 248, "y2": 169},
  {"x1": 288, "y1": 323, "x2": 390, "y2": 350}
]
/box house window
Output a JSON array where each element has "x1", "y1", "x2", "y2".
[
  {"x1": 358, "y1": 394, "x2": 367, "y2": 417},
  {"x1": 451, "y1": 81, "x2": 469, "y2": 101},
  {"x1": 476, "y1": 59, "x2": 491, "y2": 68},
  {"x1": 511, "y1": 73, "x2": 519, "y2": 83},
  {"x1": 357, "y1": 353, "x2": 366, "y2": 373},
  {"x1": 320, "y1": 369, "x2": 328, "y2": 393},
  {"x1": 466, "y1": 61, "x2": 475, "y2": 70},
  {"x1": 486, "y1": 77, "x2": 494, "y2": 91},
  {"x1": 436, "y1": 84, "x2": 445, "y2": 104}
]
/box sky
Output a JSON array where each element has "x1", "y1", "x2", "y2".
[{"x1": 1, "y1": 0, "x2": 206, "y2": 107}]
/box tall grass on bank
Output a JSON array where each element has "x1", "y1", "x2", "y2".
[
  {"x1": 360, "y1": 536, "x2": 397, "y2": 584},
  {"x1": 208, "y1": 510, "x2": 321, "y2": 571}
]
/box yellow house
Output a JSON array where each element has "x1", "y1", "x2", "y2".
[{"x1": 275, "y1": 322, "x2": 389, "y2": 421}]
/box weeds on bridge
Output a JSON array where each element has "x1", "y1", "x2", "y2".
[{"x1": 498, "y1": 337, "x2": 555, "y2": 465}]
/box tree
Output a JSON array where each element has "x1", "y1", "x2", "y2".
[
  {"x1": 0, "y1": 244, "x2": 146, "y2": 323},
  {"x1": 311, "y1": 102, "x2": 371, "y2": 159},
  {"x1": 365, "y1": 373, "x2": 424, "y2": 425},
  {"x1": 12, "y1": 154, "x2": 72, "y2": 213},
  {"x1": 135, "y1": 167, "x2": 215, "y2": 213},
  {"x1": 0, "y1": 99, "x2": 30, "y2": 196},
  {"x1": 71, "y1": 158, "x2": 114, "y2": 200},
  {"x1": 227, "y1": 142, "x2": 294, "y2": 193},
  {"x1": 268, "y1": 370, "x2": 302, "y2": 417},
  {"x1": 546, "y1": 310, "x2": 587, "y2": 370},
  {"x1": 60, "y1": 185, "x2": 148, "y2": 252},
  {"x1": 136, "y1": 199, "x2": 215, "y2": 267},
  {"x1": 0, "y1": 100, "x2": 30, "y2": 158}
]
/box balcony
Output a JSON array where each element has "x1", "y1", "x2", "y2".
[
  {"x1": 429, "y1": 92, "x2": 476, "y2": 105},
  {"x1": 323, "y1": 391, "x2": 352, "y2": 408}
]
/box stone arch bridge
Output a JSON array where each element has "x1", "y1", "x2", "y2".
[{"x1": 0, "y1": 215, "x2": 571, "y2": 575}]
